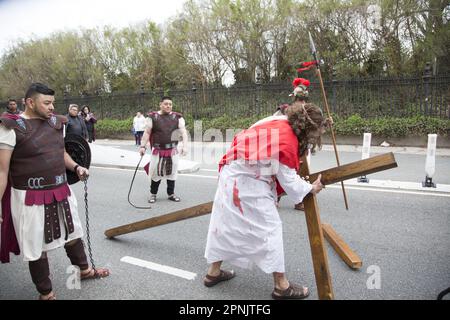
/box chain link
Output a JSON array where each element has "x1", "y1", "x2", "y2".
[{"x1": 83, "y1": 178, "x2": 96, "y2": 274}]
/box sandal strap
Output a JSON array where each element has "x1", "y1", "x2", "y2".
[
  {"x1": 205, "y1": 270, "x2": 234, "y2": 281},
  {"x1": 205, "y1": 270, "x2": 224, "y2": 281},
  {"x1": 81, "y1": 267, "x2": 110, "y2": 279},
  {"x1": 95, "y1": 268, "x2": 110, "y2": 277},
  {"x1": 39, "y1": 292, "x2": 56, "y2": 300},
  {"x1": 273, "y1": 283, "x2": 308, "y2": 298}
]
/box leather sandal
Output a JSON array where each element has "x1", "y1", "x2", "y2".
[
  {"x1": 272, "y1": 283, "x2": 310, "y2": 300},
  {"x1": 203, "y1": 269, "x2": 235, "y2": 287},
  {"x1": 80, "y1": 267, "x2": 110, "y2": 280},
  {"x1": 39, "y1": 291, "x2": 56, "y2": 300}
]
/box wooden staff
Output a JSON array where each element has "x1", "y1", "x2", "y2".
[
  {"x1": 308, "y1": 32, "x2": 349, "y2": 210},
  {"x1": 105, "y1": 201, "x2": 213, "y2": 239}
]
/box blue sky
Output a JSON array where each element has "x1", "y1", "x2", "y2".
[{"x1": 0, "y1": 0, "x2": 186, "y2": 56}]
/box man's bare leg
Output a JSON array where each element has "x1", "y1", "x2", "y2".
[
  {"x1": 203, "y1": 261, "x2": 235, "y2": 287},
  {"x1": 207, "y1": 261, "x2": 223, "y2": 277},
  {"x1": 273, "y1": 272, "x2": 290, "y2": 290},
  {"x1": 273, "y1": 272, "x2": 309, "y2": 296}
]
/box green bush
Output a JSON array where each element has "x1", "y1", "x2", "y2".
[
  {"x1": 333, "y1": 114, "x2": 367, "y2": 135},
  {"x1": 95, "y1": 118, "x2": 133, "y2": 138},
  {"x1": 344, "y1": 116, "x2": 450, "y2": 137},
  {"x1": 95, "y1": 115, "x2": 450, "y2": 139}
]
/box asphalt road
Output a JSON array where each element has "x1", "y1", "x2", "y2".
[{"x1": 1, "y1": 165, "x2": 449, "y2": 300}]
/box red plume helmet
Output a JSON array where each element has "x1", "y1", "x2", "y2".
[
  {"x1": 290, "y1": 78, "x2": 310, "y2": 99},
  {"x1": 292, "y1": 78, "x2": 310, "y2": 88}
]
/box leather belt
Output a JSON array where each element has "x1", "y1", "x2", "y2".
[
  {"x1": 13, "y1": 173, "x2": 67, "y2": 190},
  {"x1": 153, "y1": 142, "x2": 178, "y2": 150}
]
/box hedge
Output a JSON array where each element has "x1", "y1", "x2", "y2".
[
  {"x1": 95, "y1": 118, "x2": 133, "y2": 137},
  {"x1": 95, "y1": 115, "x2": 450, "y2": 139}
]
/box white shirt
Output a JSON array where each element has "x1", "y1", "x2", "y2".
[{"x1": 133, "y1": 115, "x2": 147, "y2": 132}]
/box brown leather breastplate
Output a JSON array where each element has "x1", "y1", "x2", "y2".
[
  {"x1": 150, "y1": 112, "x2": 181, "y2": 147},
  {"x1": 2, "y1": 115, "x2": 68, "y2": 190}
]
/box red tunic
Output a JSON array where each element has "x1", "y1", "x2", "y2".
[{"x1": 218, "y1": 119, "x2": 301, "y2": 196}]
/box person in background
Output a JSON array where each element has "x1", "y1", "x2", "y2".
[
  {"x1": 80, "y1": 105, "x2": 97, "y2": 143},
  {"x1": 133, "y1": 111, "x2": 146, "y2": 146},
  {"x1": 65, "y1": 104, "x2": 88, "y2": 140},
  {"x1": 3, "y1": 99, "x2": 23, "y2": 116}
]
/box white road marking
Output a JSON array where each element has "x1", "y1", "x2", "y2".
[{"x1": 120, "y1": 256, "x2": 197, "y2": 280}]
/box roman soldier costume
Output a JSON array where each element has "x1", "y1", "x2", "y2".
[
  {"x1": 142, "y1": 110, "x2": 186, "y2": 203},
  {"x1": 147, "y1": 111, "x2": 183, "y2": 177},
  {"x1": 0, "y1": 114, "x2": 90, "y2": 296}
]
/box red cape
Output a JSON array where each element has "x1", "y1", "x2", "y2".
[
  {"x1": 218, "y1": 119, "x2": 300, "y2": 196},
  {"x1": 1, "y1": 182, "x2": 20, "y2": 263},
  {"x1": 0, "y1": 113, "x2": 21, "y2": 263}
]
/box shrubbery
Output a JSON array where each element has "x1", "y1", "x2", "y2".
[
  {"x1": 95, "y1": 115, "x2": 450, "y2": 139},
  {"x1": 95, "y1": 118, "x2": 133, "y2": 138},
  {"x1": 332, "y1": 114, "x2": 450, "y2": 137}
]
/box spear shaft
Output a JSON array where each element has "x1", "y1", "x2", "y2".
[{"x1": 308, "y1": 32, "x2": 349, "y2": 210}]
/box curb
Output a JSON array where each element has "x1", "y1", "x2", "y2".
[{"x1": 331, "y1": 178, "x2": 450, "y2": 195}]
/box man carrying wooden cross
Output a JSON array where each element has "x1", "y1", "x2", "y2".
[{"x1": 203, "y1": 101, "x2": 331, "y2": 300}]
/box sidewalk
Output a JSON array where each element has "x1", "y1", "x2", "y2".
[{"x1": 90, "y1": 142, "x2": 200, "y2": 173}]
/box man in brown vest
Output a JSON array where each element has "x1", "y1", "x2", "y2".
[
  {"x1": 0, "y1": 83, "x2": 109, "y2": 300},
  {"x1": 139, "y1": 96, "x2": 188, "y2": 203}
]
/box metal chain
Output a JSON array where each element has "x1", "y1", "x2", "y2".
[{"x1": 83, "y1": 178, "x2": 96, "y2": 274}]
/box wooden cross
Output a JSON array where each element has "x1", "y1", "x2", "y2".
[{"x1": 105, "y1": 152, "x2": 397, "y2": 299}]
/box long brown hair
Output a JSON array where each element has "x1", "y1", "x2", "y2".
[{"x1": 286, "y1": 102, "x2": 329, "y2": 156}]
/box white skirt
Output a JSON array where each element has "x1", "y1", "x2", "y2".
[
  {"x1": 10, "y1": 186, "x2": 84, "y2": 262},
  {"x1": 148, "y1": 152, "x2": 179, "y2": 182},
  {"x1": 204, "y1": 161, "x2": 285, "y2": 273}
]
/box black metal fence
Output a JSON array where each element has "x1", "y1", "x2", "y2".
[{"x1": 4, "y1": 74, "x2": 450, "y2": 120}]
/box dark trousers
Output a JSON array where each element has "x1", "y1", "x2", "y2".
[
  {"x1": 151, "y1": 179, "x2": 175, "y2": 195},
  {"x1": 135, "y1": 131, "x2": 144, "y2": 146}
]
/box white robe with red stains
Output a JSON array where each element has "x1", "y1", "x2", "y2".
[{"x1": 204, "y1": 117, "x2": 313, "y2": 273}]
